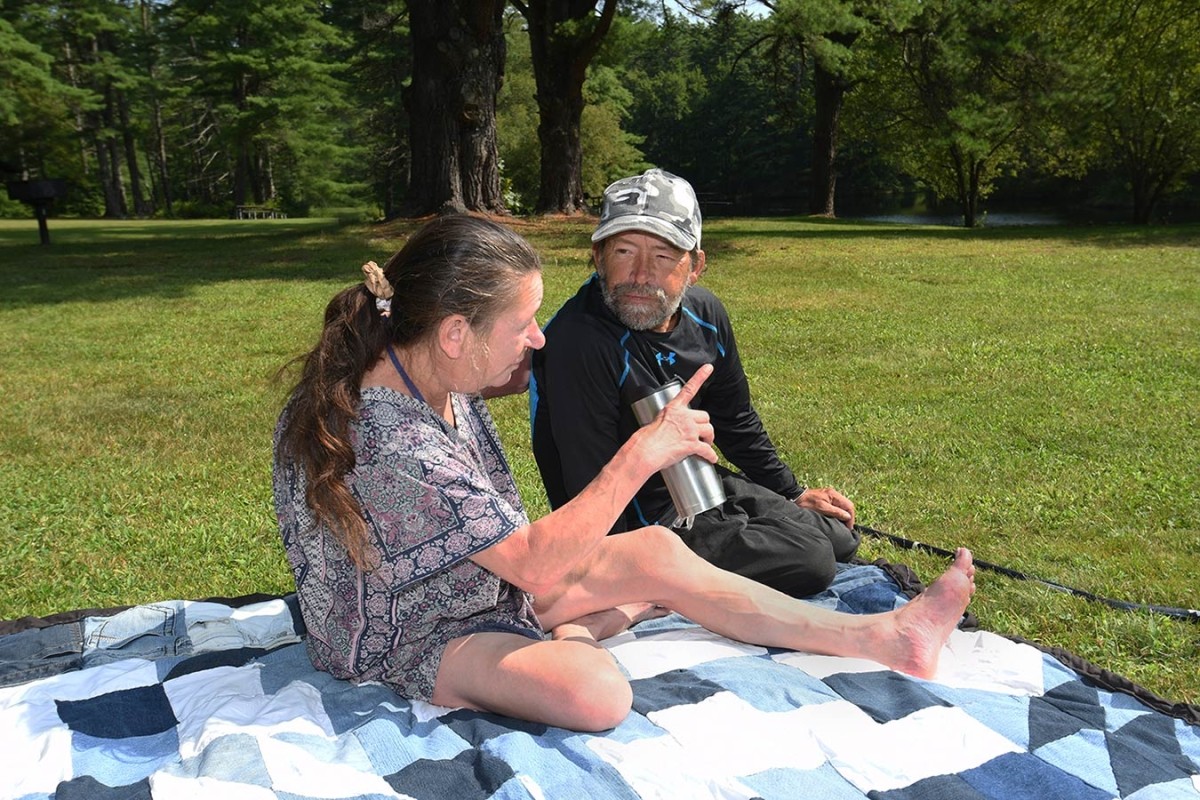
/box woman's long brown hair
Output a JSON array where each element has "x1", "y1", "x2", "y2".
[{"x1": 278, "y1": 215, "x2": 540, "y2": 569}]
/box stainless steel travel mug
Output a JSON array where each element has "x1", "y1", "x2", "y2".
[{"x1": 630, "y1": 379, "x2": 726, "y2": 520}]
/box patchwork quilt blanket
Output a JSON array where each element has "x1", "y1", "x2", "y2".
[{"x1": 2, "y1": 562, "x2": 1198, "y2": 800}]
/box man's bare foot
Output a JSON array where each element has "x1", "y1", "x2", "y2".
[
  {"x1": 554, "y1": 602, "x2": 671, "y2": 643},
  {"x1": 880, "y1": 548, "x2": 976, "y2": 678}
]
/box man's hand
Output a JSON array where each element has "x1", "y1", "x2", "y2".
[{"x1": 796, "y1": 487, "x2": 856, "y2": 529}]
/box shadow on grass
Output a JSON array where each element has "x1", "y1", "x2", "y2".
[
  {"x1": 3, "y1": 216, "x2": 1198, "y2": 309},
  {"x1": 704, "y1": 215, "x2": 1200, "y2": 247},
  {"x1": 0, "y1": 218, "x2": 433, "y2": 309}
]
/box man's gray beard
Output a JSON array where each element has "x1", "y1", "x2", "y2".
[{"x1": 601, "y1": 281, "x2": 687, "y2": 331}]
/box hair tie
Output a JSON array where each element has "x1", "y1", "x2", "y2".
[{"x1": 361, "y1": 261, "x2": 393, "y2": 316}]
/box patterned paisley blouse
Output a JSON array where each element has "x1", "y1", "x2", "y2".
[{"x1": 272, "y1": 387, "x2": 543, "y2": 701}]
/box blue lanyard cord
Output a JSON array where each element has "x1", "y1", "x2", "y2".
[{"x1": 385, "y1": 345, "x2": 427, "y2": 404}]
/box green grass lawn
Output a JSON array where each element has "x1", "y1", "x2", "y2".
[{"x1": 1, "y1": 215, "x2": 1197, "y2": 708}]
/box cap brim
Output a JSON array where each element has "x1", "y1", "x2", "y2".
[{"x1": 591, "y1": 216, "x2": 697, "y2": 252}]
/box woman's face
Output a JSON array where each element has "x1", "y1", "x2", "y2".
[{"x1": 470, "y1": 271, "x2": 545, "y2": 390}]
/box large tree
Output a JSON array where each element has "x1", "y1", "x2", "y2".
[
  {"x1": 165, "y1": 0, "x2": 352, "y2": 213},
  {"x1": 406, "y1": 0, "x2": 508, "y2": 216},
  {"x1": 325, "y1": 0, "x2": 411, "y2": 219},
  {"x1": 763, "y1": 0, "x2": 919, "y2": 216},
  {"x1": 1050, "y1": 0, "x2": 1200, "y2": 223},
  {"x1": 0, "y1": 17, "x2": 93, "y2": 187},
  {"x1": 497, "y1": 11, "x2": 646, "y2": 212},
  {"x1": 850, "y1": 0, "x2": 1047, "y2": 226},
  {"x1": 511, "y1": 0, "x2": 618, "y2": 214}
]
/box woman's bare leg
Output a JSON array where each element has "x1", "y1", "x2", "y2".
[
  {"x1": 431, "y1": 631, "x2": 633, "y2": 731},
  {"x1": 536, "y1": 526, "x2": 975, "y2": 679},
  {"x1": 558, "y1": 602, "x2": 671, "y2": 642}
]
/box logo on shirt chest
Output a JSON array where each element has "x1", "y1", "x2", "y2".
[{"x1": 655, "y1": 350, "x2": 677, "y2": 367}]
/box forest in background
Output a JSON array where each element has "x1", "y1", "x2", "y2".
[{"x1": 3, "y1": 0, "x2": 1199, "y2": 227}]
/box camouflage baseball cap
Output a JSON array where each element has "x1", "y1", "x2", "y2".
[{"x1": 592, "y1": 169, "x2": 702, "y2": 251}]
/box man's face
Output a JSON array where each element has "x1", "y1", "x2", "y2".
[{"x1": 594, "y1": 231, "x2": 704, "y2": 333}]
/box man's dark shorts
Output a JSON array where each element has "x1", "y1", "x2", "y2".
[{"x1": 673, "y1": 467, "x2": 860, "y2": 598}]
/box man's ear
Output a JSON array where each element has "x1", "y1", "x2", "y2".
[
  {"x1": 591, "y1": 242, "x2": 604, "y2": 273},
  {"x1": 689, "y1": 249, "x2": 707, "y2": 284},
  {"x1": 437, "y1": 314, "x2": 470, "y2": 359}
]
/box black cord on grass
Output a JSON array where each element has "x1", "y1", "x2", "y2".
[{"x1": 856, "y1": 524, "x2": 1200, "y2": 624}]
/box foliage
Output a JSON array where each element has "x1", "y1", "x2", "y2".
[
  {"x1": 580, "y1": 65, "x2": 648, "y2": 202},
  {"x1": 0, "y1": 17, "x2": 94, "y2": 188},
  {"x1": 1, "y1": 0, "x2": 1197, "y2": 222},
  {"x1": 162, "y1": 0, "x2": 363, "y2": 214},
  {"x1": 1041, "y1": 0, "x2": 1200, "y2": 223},
  {"x1": 499, "y1": 13, "x2": 646, "y2": 213},
  {"x1": 321, "y1": 1, "x2": 410, "y2": 219},
  {"x1": 618, "y1": 8, "x2": 814, "y2": 209},
  {"x1": 847, "y1": 0, "x2": 1047, "y2": 226}
]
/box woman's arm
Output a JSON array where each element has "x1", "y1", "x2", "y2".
[{"x1": 471, "y1": 365, "x2": 715, "y2": 595}]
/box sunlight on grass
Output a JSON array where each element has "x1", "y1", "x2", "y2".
[{"x1": 1, "y1": 216, "x2": 1197, "y2": 706}]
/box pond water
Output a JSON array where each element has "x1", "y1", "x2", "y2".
[{"x1": 854, "y1": 211, "x2": 1067, "y2": 227}]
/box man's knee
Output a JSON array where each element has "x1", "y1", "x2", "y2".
[
  {"x1": 711, "y1": 520, "x2": 839, "y2": 597},
  {"x1": 771, "y1": 558, "x2": 837, "y2": 598}
]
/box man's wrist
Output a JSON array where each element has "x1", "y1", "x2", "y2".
[{"x1": 791, "y1": 485, "x2": 807, "y2": 502}]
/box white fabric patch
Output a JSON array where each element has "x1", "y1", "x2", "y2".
[
  {"x1": 605, "y1": 627, "x2": 767, "y2": 680},
  {"x1": 164, "y1": 666, "x2": 334, "y2": 759},
  {"x1": 770, "y1": 651, "x2": 889, "y2": 678},
  {"x1": 0, "y1": 658, "x2": 160, "y2": 798},
  {"x1": 0, "y1": 721, "x2": 73, "y2": 797},
  {"x1": 1, "y1": 656, "x2": 159, "y2": 705},
  {"x1": 149, "y1": 772, "x2": 280, "y2": 799},
  {"x1": 257, "y1": 734, "x2": 398, "y2": 798},
  {"x1": 935, "y1": 630, "x2": 1046, "y2": 695},
  {"x1": 588, "y1": 732, "x2": 760, "y2": 800},
  {"x1": 819, "y1": 704, "x2": 1023, "y2": 792},
  {"x1": 648, "y1": 691, "x2": 835, "y2": 774}
]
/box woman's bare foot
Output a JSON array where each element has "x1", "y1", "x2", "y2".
[
  {"x1": 876, "y1": 548, "x2": 976, "y2": 678},
  {"x1": 553, "y1": 602, "x2": 671, "y2": 643}
]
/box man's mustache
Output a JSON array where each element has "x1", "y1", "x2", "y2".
[{"x1": 612, "y1": 284, "x2": 667, "y2": 302}]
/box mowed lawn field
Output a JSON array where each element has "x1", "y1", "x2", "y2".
[{"x1": 1, "y1": 215, "x2": 1196, "y2": 706}]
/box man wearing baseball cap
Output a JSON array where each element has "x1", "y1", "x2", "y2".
[{"x1": 530, "y1": 169, "x2": 860, "y2": 598}]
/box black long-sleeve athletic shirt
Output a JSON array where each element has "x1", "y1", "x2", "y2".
[{"x1": 530, "y1": 274, "x2": 802, "y2": 532}]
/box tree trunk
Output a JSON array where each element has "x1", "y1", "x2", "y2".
[
  {"x1": 406, "y1": 0, "x2": 507, "y2": 216},
  {"x1": 142, "y1": 0, "x2": 173, "y2": 214},
  {"x1": 99, "y1": 85, "x2": 129, "y2": 219},
  {"x1": 809, "y1": 63, "x2": 847, "y2": 217},
  {"x1": 518, "y1": 0, "x2": 617, "y2": 215},
  {"x1": 534, "y1": 75, "x2": 586, "y2": 214},
  {"x1": 233, "y1": 143, "x2": 251, "y2": 208},
  {"x1": 950, "y1": 144, "x2": 977, "y2": 228},
  {"x1": 94, "y1": 135, "x2": 125, "y2": 219},
  {"x1": 118, "y1": 91, "x2": 151, "y2": 216},
  {"x1": 1129, "y1": 160, "x2": 1157, "y2": 224},
  {"x1": 151, "y1": 95, "x2": 173, "y2": 214}
]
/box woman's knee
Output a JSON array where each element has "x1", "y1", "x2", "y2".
[{"x1": 554, "y1": 647, "x2": 632, "y2": 731}]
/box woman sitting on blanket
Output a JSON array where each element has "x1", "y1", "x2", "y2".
[{"x1": 273, "y1": 215, "x2": 977, "y2": 732}]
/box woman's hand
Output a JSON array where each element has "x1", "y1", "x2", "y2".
[{"x1": 633, "y1": 364, "x2": 717, "y2": 475}]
